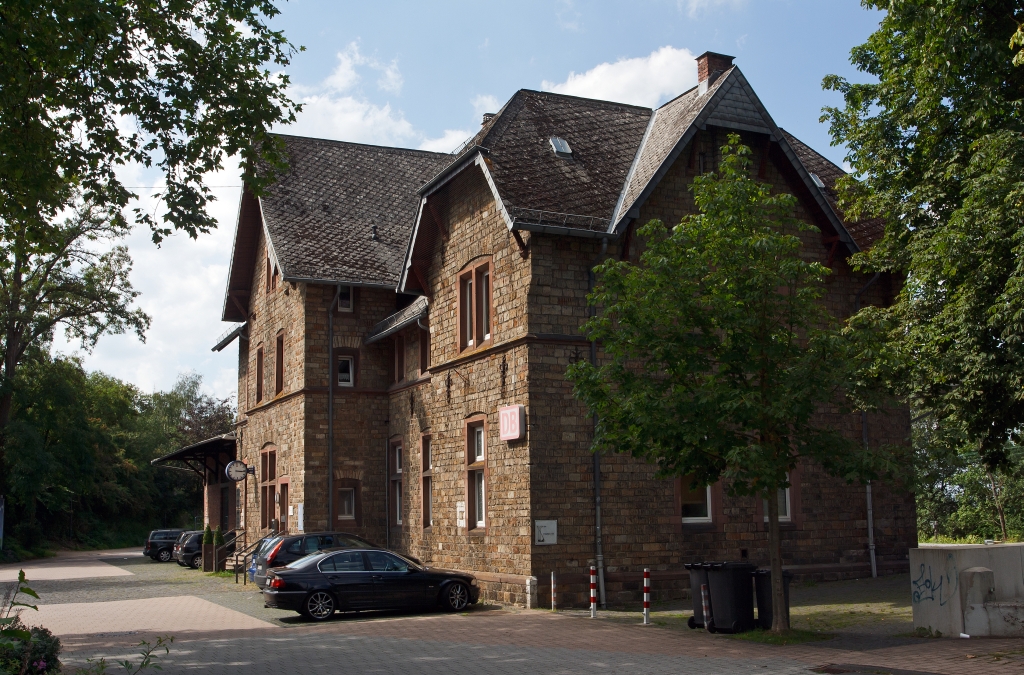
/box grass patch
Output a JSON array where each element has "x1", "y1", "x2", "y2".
[
  {"x1": 731, "y1": 628, "x2": 834, "y2": 645},
  {"x1": 205, "y1": 571, "x2": 235, "y2": 578}
]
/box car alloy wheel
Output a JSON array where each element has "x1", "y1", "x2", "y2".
[
  {"x1": 191, "y1": 554, "x2": 202, "y2": 569},
  {"x1": 158, "y1": 549, "x2": 172, "y2": 563},
  {"x1": 444, "y1": 582, "x2": 469, "y2": 611},
  {"x1": 304, "y1": 592, "x2": 335, "y2": 621}
]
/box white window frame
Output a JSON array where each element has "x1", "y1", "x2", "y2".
[
  {"x1": 337, "y1": 356, "x2": 355, "y2": 387},
  {"x1": 395, "y1": 445, "x2": 402, "y2": 474},
  {"x1": 337, "y1": 488, "x2": 355, "y2": 520},
  {"x1": 764, "y1": 481, "x2": 792, "y2": 523},
  {"x1": 337, "y1": 285, "x2": 354, "y2": 312},
  {"x1": 395, "y1": 480, "x2": 403, "y2": 525},
  {"x1": 473, "y1": 471, "x2": 485, "y2": 528},
  {"x1": 424, "y1": 476, "x2": 433, "y2": 527},
  {"x1": 680, "y1": 485, "x2": 713, "y2": 524},
  {"x1": 473, "y1": 426, "x2": 485, "y2": 462}
]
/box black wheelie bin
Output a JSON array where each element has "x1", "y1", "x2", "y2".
[
  {"x1": 754, "y1": 568, "x2": 793, "y2": 629},
  {"x1": 705, "y1": 561, "x2": 756, "y2": 633},
  {"x1": 684, "y1": 562, "x2": 710, "y2": 629}
]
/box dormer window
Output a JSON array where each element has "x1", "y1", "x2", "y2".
[{"x1": 549, "y1": 136, "x2": 572, "y2": 157}]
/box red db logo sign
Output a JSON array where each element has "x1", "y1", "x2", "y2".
[{"x1": 499, "y1": 405, "x2": 526, "y2": 441}]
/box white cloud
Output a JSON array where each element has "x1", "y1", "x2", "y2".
[
  {"x1": 683, "y1": 0, "x2": 746, "y2": 18},
  {"x1": 52, "y1": 164, "x2": 243, "y2": 400},
  {"x1": 315, "y1": 43, "x2": 404, "y2": 95},
  {"x1": 282, "y1": 45, "x2": 415, "y2": 145},
  {"x1": 472, "y1": 94, "x2": 500, "y2": 118},
  {"x1": 542, "y1": 46, "x2": 698, "y2": 108},
  {"x1": 419, "y1": 129, "x2": 473, "y2": 153},
  {"x1": 556, "y1": 0, "x2": 583, "y2": 32}
]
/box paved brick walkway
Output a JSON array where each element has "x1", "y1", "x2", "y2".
[
  {"x1": 13, "y1": 550, "x2": 1024, "y2": 675},
  {"x1": 34, "y1": 596, "x2": 274, "y2": 635},
  {"x1": 56, "y1": 609, "x2": 1024, "y2": 675}
]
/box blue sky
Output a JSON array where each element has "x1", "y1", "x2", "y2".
[{"x1": 54, "y1": 0, "x2": 883, "y2": 401}]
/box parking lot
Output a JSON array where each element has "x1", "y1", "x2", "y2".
[{"x1": 3, "y1": 550, "x2": 1023, "y2": 675}]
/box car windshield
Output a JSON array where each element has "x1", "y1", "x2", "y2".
[
  {"x1": 259, "y1": 537, "x2": 283, "y2": 558},
  {"x1": 285, "y1": 553, "x2": 326, "y2": 570}
]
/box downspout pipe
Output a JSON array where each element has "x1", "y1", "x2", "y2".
[
  {"x1": 327, "y1": 285, "x2": 342, "y2": 531},
  {"x1": 589, "y1": 237, "x2": 609, "y2": 608},
  {"x1": 854, "y1": 272, "x2": 881, "y2": 578}
]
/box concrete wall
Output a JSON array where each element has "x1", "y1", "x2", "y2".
[{"x1": 911, "y1": 544, "x2": 1024, "y2": 637}]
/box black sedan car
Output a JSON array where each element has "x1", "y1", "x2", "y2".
[
  {"x1": 263, "y1": 548, "x2": 478, "y2": 620},
  {"x1": 254, "y1": 531, "x2": 375, "y2": 589}
]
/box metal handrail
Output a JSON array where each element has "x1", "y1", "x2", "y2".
[{"x1": 233, "y1": 530, "x2": 279, "y2": 584}]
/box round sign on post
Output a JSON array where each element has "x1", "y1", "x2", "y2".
[{"x1": 225, "y1": 460, "x2": 248, "y2": 482}]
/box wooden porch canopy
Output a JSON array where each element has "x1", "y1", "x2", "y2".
[{"x1": 151, "y1": 433, "x2": 237, "y2": 482}]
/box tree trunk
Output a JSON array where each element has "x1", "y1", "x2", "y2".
[
  {"x1": 766, "y1": 488, "x2": 789, "y2": 632},
  {"x1": 986, "y1": 470, "x2": 1008, "y2": 541}
]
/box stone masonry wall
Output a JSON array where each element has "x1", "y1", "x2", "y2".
[
  {"x1": 385, "y1": 166, "x2": 536, "y2": 605},
  {"x1": 236, "y1": 228, "x2": 308, "y2": 542}
]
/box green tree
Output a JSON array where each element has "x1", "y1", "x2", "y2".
[
  {"x1": 0, "y1": 0, "x2": 295, "y2": 492},
  {"x1": 1, "y1": 359, "x2": 233, "y2": 555},
  {"x1": 0, "y1": 201, "x2": 149, "y2": 491},
  {"x1": 567, "y1": 136, "x2": 899, "y2": 632},
  {"x1": 0, "y1": 0, "x2": 300, "y2": 242},
  {"x1": 821, "y1": 1, "x2": 1024, "y2": 470}
]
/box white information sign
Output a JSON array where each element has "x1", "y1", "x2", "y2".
[
  {"x1": 535, "y1": 520, "x2": 558, "y2": 545},
  {"x1": 456, "y1": 501, "x2": 466, "y2": 528}
]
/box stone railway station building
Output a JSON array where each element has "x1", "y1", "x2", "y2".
[{"x1": 198, "y1": 52, "x2": 915, "y2": 606}]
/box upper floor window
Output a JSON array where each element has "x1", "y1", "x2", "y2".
[
  {"x1": 274, "y1": 333, "x2": 284, "y2": 396},
  {"x1": 266, "y1": 255, "x2": 278, "y2": 292},
  {"x1": 255, "y1": 346, "x2": 265, "y2": 403},
  {"x1": 338, "y1": 285, "x2": 353, "y2": 312},
  {"x1": 458, "y1": 259, "x2": 492, "y2": 352}
]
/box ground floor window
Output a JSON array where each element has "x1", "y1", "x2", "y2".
[
  {"x1": 390, "y1": 440, "x2": 403, "y2": 527},
  {"x1": 423, "y1": 476, "x2": 432, "y2": 528},
  {"x1": 338, "y1": 488, "x2": 355, "y2": 520},
  {"x1": 763, "y1": 476, "x2": 792, "y2": 523},
  {"x1": 469, "y1": 470, "x2": 485, "y2": 529},
  {"x1": 679, "y1": 475, "x2": 712, "y2": 523}
]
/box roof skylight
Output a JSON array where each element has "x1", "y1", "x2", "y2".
[
  {"x1": 549, "y1": 136, "x2": 572, "y2": 157},
  {"x1": 809, "y1": 172, "x2": 825, "y2": 189}
]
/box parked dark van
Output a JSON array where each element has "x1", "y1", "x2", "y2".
[
  {"x1": 143, "y1": 529, "x2": 186, "y2": 562},
  {"x1": 254, "y1": 532, "x2": 375, "y2": 588},
  {"x1": 174, "y1": 529, "x2": 239, "y2": 570},
  {"x1": 174, "y1": 531, "x2": 204, "y2": 569}
]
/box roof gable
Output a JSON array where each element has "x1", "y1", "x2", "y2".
[
  {"x1": 222, "y1": 135, "x2": 450, "y2": 320},
  {"x1": 610, "y1": 67, "x2": 859, "y2": 256}
]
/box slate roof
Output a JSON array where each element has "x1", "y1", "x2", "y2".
[
  {"x1": 615, "y1": 71, "x2": 733, "y2": 224},
  {"x1": 261, "y1": 135, "x2": 451, "y2": 286},
  {"x1": 781, "y1": 130, "x2": 885, "y2": 249},
  {"x1": 443, "y1": 90, "x2": 653, "y2": 231}
]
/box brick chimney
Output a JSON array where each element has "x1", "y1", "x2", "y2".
[{"x1": 696, "y1": 51, "x2": 734, "y2": 94}]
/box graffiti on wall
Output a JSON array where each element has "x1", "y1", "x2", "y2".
[{"x1": 912, "y1": 553, "x2": 958, "y2": 606}]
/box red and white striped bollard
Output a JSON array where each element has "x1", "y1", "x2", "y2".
[
  {"x1": 551, "y1": 571, "x2": 556, "y2": 611},
  {"x1": 643, "y1": 568, "x2": 651, "y2": 625},
  {"x1": 590, "y1": 566, "x2": 597, "y2": 618}
]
